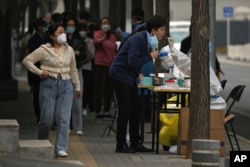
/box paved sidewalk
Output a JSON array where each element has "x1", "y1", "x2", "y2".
[
  {"x1": 81, "y1": 112, "x2": 193, "y2": 167},
  {"x1": 1, "y1": 77, "x2": 250, "y2": 167}
]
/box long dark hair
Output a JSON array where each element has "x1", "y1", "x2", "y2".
[
  {"x1": 47, "y1": 23, "x2": 62, "y2": 46},
  {"x1": 99, "y1": 16, "x2": 112, "y2": 39}
]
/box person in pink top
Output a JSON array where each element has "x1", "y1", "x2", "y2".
[{"x1": 93, "y1": 17, "x2": 117, "y2": 119}]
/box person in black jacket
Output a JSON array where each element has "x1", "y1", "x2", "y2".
[
  {"x1": 109, "y1": 15, "x2": 166, "y2": 153},
  {"x1": 27, "y1": 17, "x2": 47, "y2": 123},
  {"x1": 180, "y1": 25, "x2": 191, "y2": 54}
]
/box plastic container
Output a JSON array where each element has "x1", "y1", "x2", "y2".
[
  {"x1": 177, "y1": 78, "x2": 183, "y2": 87},
  {"x1": 177, "y1": 73, "x2": 184, "y2": 87},
  {"x1": 166, "y1": 79, "x2": 177, "y2": 88},
  {"x1": 141, "y1": 77, "x2": 153, "y2": 86}
]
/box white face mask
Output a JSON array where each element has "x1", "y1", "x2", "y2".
[
  {"x1": 101, "y1": 24, "x2": 111, "y2": 32},
  {"x1": 56, "y1": 33, "x2": 67, "y2": 44},
  {"x1": 79, "y1": 31, "x2": 87, "y2": 38}
]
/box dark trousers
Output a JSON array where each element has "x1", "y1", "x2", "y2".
[
  {"x1": 82, "y1": 69, "x2": 95, "y2": 111},
  {"x1": 111, "y1": 78, "x2": 141, "y2": 145},
  {"x1": 33, "y1": 84, "x2": 40, "y2": 123},
  {"x1": 94, "y1": 65, "x2": 113, "y2": 113},
  {"x1": 28, "y1": 71, "x2": 41, "y2": 123}
]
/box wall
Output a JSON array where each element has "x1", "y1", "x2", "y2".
[
  {"x1": 215, "y1": 21, "x2": 250, "y2": 48},
  {"x1": 169, "y1": 0, "x2": 250, "y2": 21}
]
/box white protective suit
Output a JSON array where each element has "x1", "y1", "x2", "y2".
[{"x1": 167, "y1": 37, "x2": 226, "y2": 110}]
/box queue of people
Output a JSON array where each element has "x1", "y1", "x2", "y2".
[{"x1": 22, "y1": 8, "x2": 169, "y2": 157}]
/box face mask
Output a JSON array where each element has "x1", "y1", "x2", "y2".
[
  {"x1": 101, "y1": 24, "x2": 111, "y2": 32},
  {"x1": 132, "y1": 22, "x2": 137, "y2": 30},
  {"x1": 43, "y1": 27, "x2": 48, "y2": 34},
  {"x1": 57, "y1": 33, "x2": 67, "y2": 44},
  {"x1": 66, "y1": 27, "x2": 76, "y2": 34},
  {"x1": 149, "y1": 35, "x2": 158, "y2": 51},
  {"x1": 79, "y1": 31, "x2": 87, "y2": 38}
]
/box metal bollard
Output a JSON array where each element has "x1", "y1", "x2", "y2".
[
  {"x1": 192, "y1": 139, "x2": 220, "y2": 167},
  {"x1": 224, "y1": 156, "x2": 229, "y2": 167}
]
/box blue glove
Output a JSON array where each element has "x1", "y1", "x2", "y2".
[{"x1": 149, "y1": 35, "x2": 158, "y2": 51}]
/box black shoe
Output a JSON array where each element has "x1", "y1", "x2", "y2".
[
  {"x1": 162, "y1": 145, "x2": 170, "y2": 151},
  {"x1": 95, "y1": 114, "x2": 104, "y2": 119},
  {"x1": 103, "y1": 114, "x2": 112, "y2": 119},
  {"x1": 131, "y1": 144, "x2": 153, "y2": 152},
  {"x1": 115, "y1": 143, "x2": 136, "y2": 153}
]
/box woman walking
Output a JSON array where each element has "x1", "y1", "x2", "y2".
[{"x1": 23, "y1": 23, "x2": 80, "y2": 157}]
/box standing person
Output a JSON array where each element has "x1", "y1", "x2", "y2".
[
  {"x1": 78, "y1": 23, "x2": 95, "y2": 116},
  {"x1": 131, "y1": 8, "x2": 146, "y2": 32},
  {"x1": 109, "y1": 15, "x2": 166, "y2": 153},
  {"x1": 22, "y1": 23, "x2": 81, "y2": 157},
  {"x1": 78, "y1": 11, "x2": 97, "y2": 114},
  {"x1": 93, "y1": 17, "x2": 117, "y2": 119},
  {"x1": 51, "y1": 12, "x2": 62, "y2": 24},
  {"x1": 62, "y1": 15, "x2": 84, "y2": 135},
  {"x1": 78, "y1": 11, "x2": 99, "y2": 39},
  {"x1": 180, "y1": 26, "x2": 224, "y2": 78},
  {"x1": 27, "y1": 17, "x2": 47, "y2": 123},
  {"x1": 21, "y1": 22, "x2": 34, "y2": 61},
  {"x1": 180, "y1": 25, "x2": 192, "y2": 54},
  {"x1": 120, "y1": 8, "x2": 146, "y2": 41}
]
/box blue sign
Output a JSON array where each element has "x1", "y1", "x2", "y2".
[{"x1": 223, "y1": 6, "x2": 234, "y2": 18}]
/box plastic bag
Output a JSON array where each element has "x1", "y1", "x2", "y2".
[
  {"x1": 159, "y1": 113, "x2": 179, "y2": 147},
  {"x1": 159, "y1": 46, "x2": 175, "y2": 69},
  {"x1": 169, "y1": 145, "x2": 177, "y2": 154}
]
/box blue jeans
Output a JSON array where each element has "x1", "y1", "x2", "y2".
[
  {"x1": 38, "y1": 77, "x2": 73, "y2": 152},
  {"x1": 72, "y1": 69, "x2": 83, "y2": 131}
]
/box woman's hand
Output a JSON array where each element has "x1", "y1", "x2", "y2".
[
  {"x1": 76, "y1": 90, "x2": 81, "y2": 98},
  {"x1": 40, "y1": 70, "x2": 49, "y2": 78},
  {"x1": 75, "y1": 50, "x2": 80, "y2": 56},
  {"x1": 97, "y1": 33, "x2": 107, "y2": 43}
]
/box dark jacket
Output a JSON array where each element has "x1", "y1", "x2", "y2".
[
  {"x1": 109, "y1": 31, "x2": 152, "y2": 87},
  {"x1": 27, "y1": 33, "x2": 46, "y2": 87},
  {"x1": 68, "y1": 36, "x2": 87, "y2": 69},
  {"x1": 180, "y1": 35, "x2": 191, "y2": 54}
]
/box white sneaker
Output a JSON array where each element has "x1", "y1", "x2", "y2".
[
  {"x1": 169, "y1": 145, "x2": 177, "y2": 154},
  {"x1": 76, "y1": 130, "x2": 84, "y2": 135},
  {"x1": 82, "y1": 108, "x2": 88, "y2": 116},
  {"x1": 126, "y1": 133, "x2": 130, "y2": 142},
  {"x1": 57, "y1": 150, "x2": 68, "y2": 157}
]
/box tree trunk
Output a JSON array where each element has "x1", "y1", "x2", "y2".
[
  {"x1": 186, "y1": 0, "x2": 210, "y2": 158},
  {"x1": 63, "y1": 0, "x2": 78, "y2": 16},
  {"x1": 0, "y1": 0, "x2": 18, "y2": 100},
  {"x1": 90, "y1": 0, "x2": 100, "y2": 22},
  {"x1": 154, "y1": 0, "x2": 170, "y2": 74},
  {"x1": 155, "y1": 0, "x2": 170, "y2": 40},
  {"x1": 71, "y1": 0, "x2": 78, "y2": 16},
  {"x1": 132, "y1": 0, "x2": 142, "y2": 9},
  {"x1": 78, "y1": 0, "x2": 86, "y2": 13},
  {"x1": 29, "y1": 0, "x2": 39, "y2": 25},
  {"x1": 109, "y1": 0, "x2": 125, "y2": 32},
  {"x1": 142, "y1": 0, "x2": 153, "y2": 20}
]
